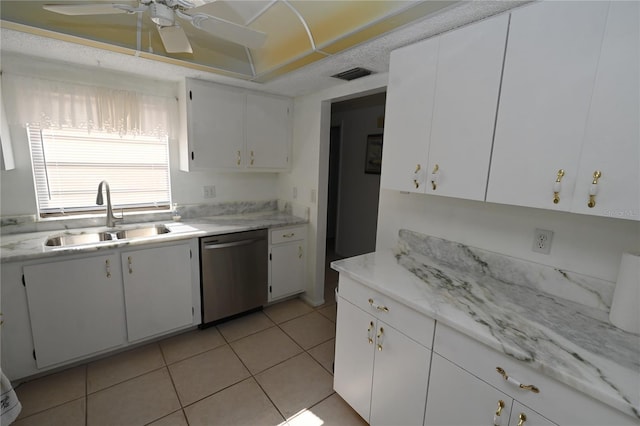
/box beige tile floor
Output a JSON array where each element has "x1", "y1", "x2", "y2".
[{"x1": 12, "y1": 283, "x2": 363, "y2": 426}]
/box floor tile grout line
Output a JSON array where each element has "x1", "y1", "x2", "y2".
[
  {"x1": 86, "y1": 364, "x2": 167, "y2": 397},
  {"x1": 12, "y1": 395, "x2": 87, "y2": 424}
]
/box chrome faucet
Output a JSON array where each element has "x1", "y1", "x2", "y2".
[{"x1": 96, "y1": 180, "x2": 123, "y2": 228}]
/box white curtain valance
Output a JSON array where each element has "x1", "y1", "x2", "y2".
[{"x1": 3, "y1": 72, "x2": 178, "y2": 139}]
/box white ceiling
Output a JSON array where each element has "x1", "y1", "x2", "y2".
[{"x1": 0, "y1": 1, "x2": 528, "y2": 98}]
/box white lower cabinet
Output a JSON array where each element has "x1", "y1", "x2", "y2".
[
  {"x1": 121, "y1": 243, "x2": 193, "y2": 342},
  {"x1": 334, "y1": 286, "x2": 432, "y2": 425},
  {"x1": 17, "y1": 240, "x2": 195, "y2": 374},
  {"x1": 23, "y1": 253, "x2": 127, "y2": 368},
  {"x1": 425, "y1": 353, "x2": 514, "y2": 426},
  {"x1": 268, "y1": 225, "x2": 306, "y2": 302}
]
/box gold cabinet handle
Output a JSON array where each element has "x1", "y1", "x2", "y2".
[
  {"x1": 553, "y1": 169, "x2": 565, "y2": 204},
  {"x1": 368, "y1": 298, "x2": 389, "y2": 313},
  {"x1": 250, "y1": 150, "x2": 255, "y2": 166},
  {"x1": 493, "y1": 400, "x2": 505, "y2": 426},
  {"x1": 588, "y1": 170, "x2": 602, "y2": 208},
  {"x1": 367, "y1": 321, "x2": 374, "y2": 344},
  {"x1": 496, "y1": 367, "x2": 540, "y2": 393},
  {"x1": 517, "y1": 413, "x2": 527, "y2": 426},
  {"x1": 413, "y1": 164, "x2": 421, "y2": 188},
  {"x1": 298, "y1": 246, "x2": 303, "y2": 259},
  {"x1": 105, "y1": 259, "x2": 111, "y2": 278},
  {"x1": 237, "y1": 150, "x2": 242, "y2": 166},
  {"x1": 128, "y1": 256, "x2": 133, "y2": 274},
  {"x1": 376, "y1": 327, "x2": 384, "y2": 351},
  {"x1": 282, "y1": 233, "x2": 295, "y2": 238},
  {"x1": 430, "y1": 164, "x2": 440, "y2": 190}
]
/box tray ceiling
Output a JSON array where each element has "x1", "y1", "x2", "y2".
[{"x1": 0, "y1": 0, "x2": 456, "y2": 82}]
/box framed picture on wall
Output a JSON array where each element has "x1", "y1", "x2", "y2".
[{"x1": 364, "y1": 133, "x2": 383, "y2": 174}]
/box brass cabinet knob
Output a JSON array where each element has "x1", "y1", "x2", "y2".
[
  {"x1": 413, "y1": 164, "x2": 422, "y2": 189},
  {"x1": 430, "y1": 164, "x2": 440, "y2": 190},
  {"x1": 376, "y1": 327, "x2": 384, "y2": 351},
  {"x1": 105, "y1": 259, "x2": 111, "y2": 278},
  {"x1": 553, "y1": 169, "x2": 565, "y2": 204},
  {"x1": 237, "y1": 150, "x2": 241, "y2": 166},
  {"x1": 517, "y1": 413, "x2": 527, "y2": 426},
  {"x1": 368, "y1": 298, "x2": 389, "y2": 313},
  {"x1": 367, "y1": 321, "x2": 374, "y2": 344},
  {"x1": 493, "y1": 400, "x2": 505, "y2": 426},
  {"x1": 588, "y1": 170, "x2": 602, "y2": 208}
]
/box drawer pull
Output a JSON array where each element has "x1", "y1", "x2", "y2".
[
  {"x1": 368, "y1": 298, "x2": 389, "y2": 313},
  {"x1": 496, "y1": 367, "x2": 540, "y2": 393},
  {"x1": 430, "y1": 164, "x2": 439, "y2": 190},
  {"x1": 517, "y1": 413, "x2": 527, "y2": 426},
  {"x1": 128, "y1": 256, "x2": 133, "y2": 274},
  {"x1": 282, "y1": 233, "x2": 295, "y2": 238},
  {"x1": 367, "y1": 321, "x2": 374, "y2": 344},
  {"x1": 377, "y1": 327, "x2": 384, "y2": 351},
  {"x1": 493, "y1": 400, "x2": 505, "y2": 426}
]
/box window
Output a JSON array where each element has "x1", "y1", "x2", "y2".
[
  {"x1": 28, "y1": 127, "x2": 171, "y2": 217},
  {"x1": 2, "y1": 70, "x2": 178, "y2": 218}
]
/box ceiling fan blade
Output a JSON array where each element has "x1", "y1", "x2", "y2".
[
  {"x1": 43, "y1": 4, "x2": 130, "y2": 15},
  {"x1": 157, "y1": 26, "x2": 193, "y2": 54},
  {"x1": 189, "y1": 13, "x2": 266, "y2": 49}
]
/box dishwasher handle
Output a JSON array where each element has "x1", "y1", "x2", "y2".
[{"x1": 203, "y1": 238, "x2": 262, "y2": 250}]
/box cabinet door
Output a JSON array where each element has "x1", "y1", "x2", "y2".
[
  {"x1": 23, "y1": 254, "x2": 126, "y2": 368},
  {"x1": 246, "y1": 92, "x2": 291, "y2": 169},
  {"x1": 334, "y1": 297, "x2": 376, "y2": 423},
  {"x1": 370, "y1": 321, "x2": 431, "y2": 426},
  {"x1": 426, "y1": 14, "x2": 508, "y2": 201},
  {"x1": 571, "y1": 1, "x2": 639, "y2": 220},
  {"x1": 509, "y1": 401, "x2": 557, "y2": 426},
  {"x1": 269, "y1": 241, "x2": 304, "y2": 301},
  {"x1": 122, "y1": 244, "x2": 192, "y2": 342},
  {"x1": 187, "y1": 80, "x2": 244, "y2": 169},
  {"x1": 486, "y1": 1, "x2": 609, "y2": 210},
  {"x1": 381, "y1": 36, "x2": 438, "y2": 193},
  {"x1": 425, "y1": 353, "x2": 513, "y2": 426}
]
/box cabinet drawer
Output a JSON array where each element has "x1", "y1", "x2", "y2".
[
  {"x1": 270, "y1": 225, "x2": 306, "y2": 244},
  {"x1": 338, "y1": 275, "x2": 434, "y2": 348},
  {"x1": 433, "y1": 322, "x2": 636, "y2": 425}
]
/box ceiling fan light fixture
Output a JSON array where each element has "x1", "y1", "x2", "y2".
[{"x1": 150, "y1": 2, "x2": 175, "y2": 27}]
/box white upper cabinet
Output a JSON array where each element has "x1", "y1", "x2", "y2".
[
  {"x1": 486, "y1": 1, "x2": 610, "y2": 211},
  {"x1": 570, "y1": 1, "x2": 639, "y2": 220},
  {"x1": 425, "y1": 14, "x2": 508, "y2": 201},
  {"x1": 380, "y1": 36, "x2": 438, "y2": 193},
  {"x1": 183, "y1": 78, "x2": 292, "y2": 171},
  {"x1": 245, "y1": 92, "x2": 291, "y2": 169},
  {"x1": 381, "y1": 14, "x2": 508, "y2": 199}
]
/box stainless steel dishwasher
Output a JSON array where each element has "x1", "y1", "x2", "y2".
[{"x1": 199, "y1": 229, "x2": 268, "y2": 326}]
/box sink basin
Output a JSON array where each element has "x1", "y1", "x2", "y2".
[
  {"x1": 113, "y1": 225, "x2": 171, "y2": 239},
  {"x1": 45, "y1": 225, "x2": 171, "y2": 247}
]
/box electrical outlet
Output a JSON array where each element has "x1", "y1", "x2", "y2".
[
  {"x1": 203, "y1": 185, "x2": 216, "y2": 198},
  {"x1": 532, "y1": 229, "x2": 553, "y2": 254}
]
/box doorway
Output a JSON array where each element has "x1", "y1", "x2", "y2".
[{"x1": 323, "y1": 92, "x2": 386, "y2": 299}]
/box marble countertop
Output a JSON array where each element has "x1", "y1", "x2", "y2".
[
  {"x1": 0, "y1": 210, "x2": 307, "y2": 263},
  {"x1": 331, "y1": 249, "x2": 640, "y2": 420}
]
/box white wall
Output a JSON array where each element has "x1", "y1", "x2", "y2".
[
  {"x1": 331, "y1": 103, "x2": 385, "y2": 257},
  {"x1": 277, "y1": 73, "x2": 388, "y2": 305},
  {"x1": 376, "y1": 190, "x2": 639, "y2": 283},
  {"x1": 0, "y1": 55, "x2": 278, "y2": 217}
]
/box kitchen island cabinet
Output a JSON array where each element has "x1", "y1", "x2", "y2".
[
  {"x1": 23, "y1": 253, "x2": 127, "y2": 369},
  {"x1": 334, "y1": 275, "x2": 433, "y2": 425},
  {"x1": 121, "y1": 243, "x2": 193, "y2": 342}
]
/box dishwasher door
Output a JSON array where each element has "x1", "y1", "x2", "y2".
[{"x1": 200, "y1": 229, "x2": 268, "y2": 325}]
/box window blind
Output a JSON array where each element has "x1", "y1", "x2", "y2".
[{"x1": 28, "y1": 126, "x2": 171, "y2": 217}]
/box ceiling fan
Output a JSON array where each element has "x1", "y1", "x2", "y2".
[{"x1": 42, "y1": 0, "x2": 267, "y2": 54}]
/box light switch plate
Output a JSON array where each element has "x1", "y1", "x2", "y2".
[{"x1": 203, "y1": 185, "x2": 216, "y2": 198}]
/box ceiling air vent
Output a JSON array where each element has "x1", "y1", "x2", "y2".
[{"x1": 331, "y1": 67, "x2": 373, "y2": 81}]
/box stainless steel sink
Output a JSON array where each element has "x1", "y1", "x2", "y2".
[
  {"x1": 113, "y1": 225, "x2": 171, "y2": 240},
  {"x1": 45, "y1": 225, "x2": 171, "y2": 247}
]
